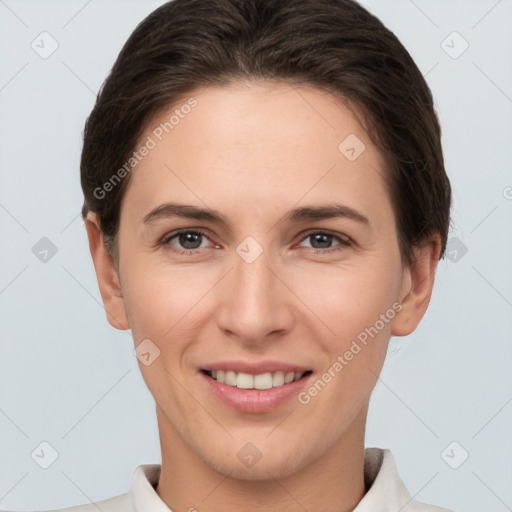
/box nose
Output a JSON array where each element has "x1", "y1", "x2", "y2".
[{"x1": 215, "y1": 242, "x2": 295, "y2": 347}]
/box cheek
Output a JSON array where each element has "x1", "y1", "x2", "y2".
[
  {"x1": 121, "y1": 257, "x2": 210, "y2": 337},
  {"x1": 122, "y1": 264, "x2": 207, "y2": 402},
  {"x1": 288, "y1": 260, "x2": 399, "y2": 407},
  {"x1": 288, "y1": 259, "x2": 399, "y2": 344}
]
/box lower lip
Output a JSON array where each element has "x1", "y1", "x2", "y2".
[{"x1": 201, "y1": 372, "x2": 312, "y2": 414}]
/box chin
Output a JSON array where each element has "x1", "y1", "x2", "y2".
[
  {"x1": 212, "y1": 458, "x2": 300, "y2": 482},
  {"x1": 201, "y1": 442, "x2": 316, "y2": 482}
]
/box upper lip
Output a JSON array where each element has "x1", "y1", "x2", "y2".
[{"x1": 201, "y1": 360, "x2": 311, "y2": 375}]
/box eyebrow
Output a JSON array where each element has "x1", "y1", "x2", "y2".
[{"x1": 142, "y1": 201, "x2": 371, "y2": 232}]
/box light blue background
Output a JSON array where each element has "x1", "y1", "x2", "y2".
[{"x1": 0, "y1": 1, "x2": 511, "y2": 511}]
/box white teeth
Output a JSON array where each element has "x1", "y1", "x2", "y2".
[
  {"x1": 209, "y1": 369, "x2": 306, "y2": 389},
  {"x1": 225, "y1": 370, "x2": 237, "y2": 386},
  {"x1": 254, "y1": 372, "x2": 273, "y2": 390},
  {"x1": 236, "y1": 372, "x2": 254, "y2": 389},
  {"x1": 272, "y1": 371, "x2": 285, "y2": 387}
]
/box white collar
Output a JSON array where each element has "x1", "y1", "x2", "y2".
[{"x1": 129, "y1": 447, "x2": 451, "y2": 511}]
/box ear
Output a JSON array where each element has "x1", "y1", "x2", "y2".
[
  {"x1": 391, "y1": 235, "x2": 442, "y2": 337},
  {"x1": 84, "y1": 212, "x2": 130, "y2": 331}
]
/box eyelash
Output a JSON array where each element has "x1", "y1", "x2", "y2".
[{"x1": 160, "y1": 228, "x2": 353, "y2": 256}]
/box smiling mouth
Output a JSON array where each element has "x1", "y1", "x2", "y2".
[{"x1": 202, "y1": 369, "x2": 313, "y2": 390}]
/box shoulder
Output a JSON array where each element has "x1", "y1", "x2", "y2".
[
  {"x1": 404, "y1": 502, "x2": 454, "y2": 512},
  {"x1": 360, "y1": 447, "x2": 456, "y2": 512},
  {"x1": 401, "y1": 500, "x2": 454, "y2": 512},
  {"x1": 2, "y1": 493, "x2": 133, "y2": 512}
]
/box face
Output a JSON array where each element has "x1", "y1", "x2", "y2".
[{"x1": 87, "y1": 81, "x2": 437, "y2": 481}]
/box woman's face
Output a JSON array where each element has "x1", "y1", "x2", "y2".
[{"x1": 92, "y1": 81, "x2": 430, "y2": 480}]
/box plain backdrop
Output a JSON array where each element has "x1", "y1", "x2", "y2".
[{"x1": 0, "y1": 1, "x2": 511, "y2": 511}]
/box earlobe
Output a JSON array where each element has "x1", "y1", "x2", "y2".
[
  {"x1": 84, "y1": 212, "x2": 130, "y2": 331},
  {"x1": 390, "y1": 236, "x2": 442, "y2": 337}
]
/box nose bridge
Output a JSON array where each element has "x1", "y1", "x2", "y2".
[
  {"x1": 216, "y1": 237, "x2": 293, "y2": 341},
  {"x1": 235, "y1": 245, "x2": 273, "y2": 303}
]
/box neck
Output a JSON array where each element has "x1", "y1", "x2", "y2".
[{"x1": 155, "y1": 405, "x2": 368, "y2": 512}]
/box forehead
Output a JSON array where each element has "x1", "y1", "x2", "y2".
[{"x1": 120, "y1": 81, "x2": 390, "y2": 225}]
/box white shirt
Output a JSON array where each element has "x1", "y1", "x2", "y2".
[{"x1": 10, "y1": 448, "x2": 454, "y2": 512}]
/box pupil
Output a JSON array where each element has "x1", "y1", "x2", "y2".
[
  {"x1": 180, "y1": 232, "x2": 201, "y2": 249},
  {"x1": 312, "y1": 233, "x2": 331, "y2": 248}
]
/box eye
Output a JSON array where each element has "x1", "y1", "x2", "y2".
[
  {"x1": 161, "y1": 229, "x2": 214, "y2": 254},
  {"x1": 296, "y1": 230, "x2": 352, "y2": 254},
  {"x1": 161, "y1": 228, "x2": 352, "y2": 256}
]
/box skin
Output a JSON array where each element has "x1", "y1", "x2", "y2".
[{"x1": 85, "y1": 81, "x2": 441, "y2": 512}]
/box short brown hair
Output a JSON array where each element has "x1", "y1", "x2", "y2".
[{"x1": 80, "y1": 0, "x2": 452, "y2": 269}]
